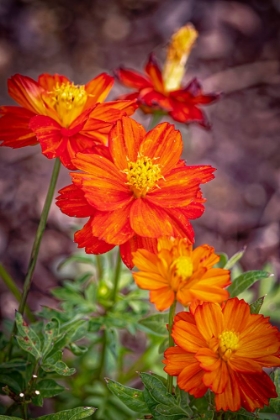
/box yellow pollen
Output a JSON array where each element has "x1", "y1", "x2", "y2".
[
  {"x1": 172, "y1": 256, "x2": 193, "y2": 280},
  {"x1": 50, "y1": 82, "x2": 87, "y2": 126},
  {"x1": 219, "y1": 330, "x2": 239, "y2": 360},
  {"x1": 124, "y1": 155, "x2": 162, "y2": 198}
]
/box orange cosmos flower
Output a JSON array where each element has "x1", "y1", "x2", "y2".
[
  {"x1": 163, "y1": 298, "x2": 280, "y2": 412},
  {"x1": 115, "y1": 24, "x2": 219, "y2": 128},
  {"x1": 0, "y1": 73, "x2": 137, "y2": 169},
  {"x1": 56, "y1": 116, "x2": 215, "y2": 267},
  {"x1": 132, "y1": 237, "x2": 230, "y2": 311}
]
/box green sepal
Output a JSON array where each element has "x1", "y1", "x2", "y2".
[
  {"x1": 227, "y1": 270, "x2": 270, "y2": 297},
  {"x1": 105, "y1": 378, "x2": 148, "y2": 413}
]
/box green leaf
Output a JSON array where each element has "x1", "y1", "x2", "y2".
[
  {"x1": 68, "y1": 343, "x2": 88, "y2": 356},
  {"x1": 227, "y1": 271, "x2": 271, "y2": 298},
  {"x1": 269, "y1": 368, "x2": 280, "y2": 413},
  {"x1": 250, "y1": 296, "x2": 265, "y2": 314},
  {"x1": 106, "y1": 378, "x2": 148, "y2": 413},
  {"x1": 138, "y1": 313, "x2": 169, "y2": 337},
  {"x1": 159, "y1": 337, "x2": 169, "y2": 354},
  {"x1": 35, "y1": 407, "x2": 96, "y2": 420},
  {"x1": 41, "y1": 360, "x2": 76, "y2": 376},
  {"x1": 0, "y1": 372, "x2": 23, "y2": 394},
  {"x1": 42, "y1": 318, "x2": 60, "y2": 356},
  {"x1": 215, "y1": 253, "x2": 228, "y2": 268},
  {"x1": 15, "y1": 312, "x2": 42, "y2": 360},
  {"x1": 36, "y1": 379, "x2": 65, "y2": 398},
  {"x1": 0, "y1": 416, "x2": 23, "y2": 420},
  {"x1": 32, "y1": 392, "x2": 44, "y2": 407},
  {"x1": 224, "y1": 248, "x2": 246, "y2": 270}
]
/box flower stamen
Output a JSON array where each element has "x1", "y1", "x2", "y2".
[{"x1": 218, "y1": 330, "x2": 239, "y2": 360}]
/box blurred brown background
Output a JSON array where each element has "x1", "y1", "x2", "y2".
[{"x1": 0, "y1": 0, "x2": 280, "y2": 318}]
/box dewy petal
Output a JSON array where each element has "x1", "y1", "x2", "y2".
[
  {"x1": 144, "y1": 53, "x2": 165, "y2": 92},
  {"x1": 119, "y1": 235, "x2": 157, "y2": 269},
  {"x1": 194, "y1": 303, "x2": 224, "y2": 341},
  {"x1": 91, "y1": 206, "x2": 134, "y2": 245},
  {"x1": 140, "y1": 122, "x2": 183, "y2": 175},
  {"x1": 0, "y1": 106, "x2": 37, "y2": 148},
  {"x1": 71, "y1": 153, "x2": 132, "y2": 211},
  {"x1": 38, "y1": 73, "x2": 70, "y2": 91},
  {"x1": 85, "y1": 73, "x2": 114, "y2": 107},
  {"x1": 8, "y1": 74, "x2": 47, "y2": 114},
  {"x1": 56, "y1": 184, "x2": 95, "y2": 218},
  {"x1": 74, "y1": 219, "x2": 114, "y2": 254},
  {"x1": 109, "y1": 116, "x2": 146, "y2": 171},
  {"x1": 115, "y1": 67, "x2": 152, "y2": 90}
]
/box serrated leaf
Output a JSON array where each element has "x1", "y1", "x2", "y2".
[
  {"x1": 224, "y1": 248, "x2": 246, "y2": 270},
  {"x1": 138, "y1": 313, "x2": 169, "y2": 337},
  {"x1": 41, "y1": 360, "x2": 75, "y2": 376},
  {"x1": 35, "y1": 406, "x2": 96, "y2": 420},
  {"x1": 250, "y1": 296, "x2": 265, "y2": 314},
  {"x1": 227, "y1": 271, "x2": 270, "y2": 297},
  {"x1": 36, "y1": 379, "x2": 65, "y2": 398},
  {"x1": 15, "y1": 312, "x2": 42, "y2": 359},
  {"x1": 106, "y1": 378, "x2": 148, "y2": 413}
]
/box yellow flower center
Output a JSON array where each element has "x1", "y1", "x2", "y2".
[
  {"x1": 124, "y1": 155, "x2": 162, "y2": 198},
  {"x1": 49, "y1": 82, "x2": 87, "y2": 126},
  {"x1": 219, "y1": 330, "x2": 239, "y2": 360},
  {"x1": 172, "y1": 256, "x2": 193, "y2": 281}
]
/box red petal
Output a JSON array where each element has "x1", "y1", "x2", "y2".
[
  {"x1": 91, "y1": 206, "x2": 134, "y2": 245},
  {"x1": 144, "y1": 53, "x2": 164, "y2": 92},
  {"x1": 115, "y1": 67, "x2": 151, "y2": 90},
  {"x1": 75, "y1": 219, "x2": 114, "y2": 254},
  {"x1": 85, "y1": 73, "x2": 114, "y2": 107},
  {"x1": 56, "y1": 184, "x2": 95, "y2": 217},
  {"x1": 8, "y1": 74, "x2": 46, "y2": 114},
  {"x1": 109, "y1": 116, "x2": 146, "y2": 171},
  {"x1": 0, "y1": 106, "x2": 37, "y2": 148},
  {"x1": 138, "y1": 88, "x2": 171, "y2": 109},
  {"x1": 119, "y1": 235, "x2": 157, "y2": 269},
  {"x1": 140, "y1": 122, "x2": 182, "y2": 175}
]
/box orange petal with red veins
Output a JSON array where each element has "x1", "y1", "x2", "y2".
[
  {"x1": 164, "y1": 208, "x2": 195, "y2": 241},
  {"x1": 85, "y1": 73, "x2": 114, "y2": 107},
  {"x1": 138, "y1": 88, "x2": 171, "y2": 109},
  {"x1": 222, "y1": 298, "x2": 250, "y2": 332},
  {"x1": 194, "y1": 303, "x2": 224, "y2": 341},
  {"x1": 140, "y1": 122, "x2": 182, "y2": 176},
  {"x1": 119, "y1": 235, "x2": 157, "y2": 269},
  {"x1": 30, "y1": 115, "x2": 67, "y2": 159},
  {"x1": 0, "y1": 106, "x2": 37, "y2": 148},
  {"x1": 214, "y1": 368, "x2": 241, "y2": 412},
  {"x1": 203, "y1": 360, "x2": 228, "y2": 393},
  {"x1": 91, "y1": 100, "x2": 138, "y2": 120},
  {"x1": 145, "y1": 53, "x2": 164, "y2": 92},
  {"x1": 74, "y1": 219, "x2": 114, "y2": 254},
  {"x1": 38, "y1": 73, "x2": 70, "y2": 91},
  {"x1": 182, "y1": 164, "x2": 216, "y2": 184},
  {"x1": 115, "y1": 67, "x2": 152, "y2": 90},
  {"x1": 109, "y1": 116, "x2": 146, "y2": 171},
  {"x1": 172, "y1": 319, "x2": 206, "y2": 353},
  {"x1": 195, "y1": 348, "x2": 221, "y2": 371},
  {"x1": 130, "y1": 199, "x2": 176, "y2": 238},
  {"x1": 174, "y1": 311, "x2": 196, "y2": 325},
  {"x1": 71, "y1": 153, "x2": 132, "y2": 211},
  {"x1": 192, "y1": 245, "x2": 218, "y2": 271},
  {"x1": 56, "y1": 184, "x2": 95, "y2": 217},
  {"x1": 150, "y1": 287, "x2": 175, "y2": 311},
  {"x1": 8, "y1": 74, "x2": 47, "y2": 114},
  {"x1": 228, "y1": 357, "x2": 262, "y2": 373},
  {"x1": 163, "y1": 346, "x2": 196, "y2": 375},
  {"x1": 91, "y1": 206, "x2": 134, "y2": 245}
]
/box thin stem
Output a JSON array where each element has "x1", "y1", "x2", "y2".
[
  {"x1": 110, "y1": 250, "x2": 122, "y2": 306},
  {"x1": 167, "y1": 300, "x2": 176, "y2": 393},
  {"x1": 148, "y1": 111, "x2": 164, "y2": 130},
  {"x1": 18, "y1": 158, "x2": 61, "y2": 315},
  {"x1": 6, "y1": 158, "x2": 61, "y2": 358},
  {"x1": 0, "y1": 264, "x2": 35, "y2": 322},
  {"x1": 95, "y1": 255, "x2": 103, "y2": 279}
]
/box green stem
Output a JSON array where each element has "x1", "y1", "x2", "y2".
[
  {"x1": 167, "y1": 300, "x2": 177, "y2": 393},
  {"x1": 148, "y1": 111, "x2": 163, "y2": 130},
  {"x1": 110, "y1": 250, "x2": 122, "y2": 306},
  {"x1": 6, "y1": 158, "x2": 61, "y2": 358},
  {"x1": 0, "y1": 264, "x2": 35, "y2": 322},
  {"x1": 95, "y1": 255, "x2": 103, "y2": 279}
]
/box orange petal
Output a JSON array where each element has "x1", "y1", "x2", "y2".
[
  {"x1": 91, "y1": 206, "x2": 134, "y2": 245},
  {"x1": 150, "y1": 287, "x2": 175, "y2": 311},
  {"x1": 119, "y1": 235, "x2": 157, "y2": 269},
  {"x1": 164, "y1": 208, "x2": 195, "y2": 241},
  {"x1": 140, "y1": 122, "x2": 182, "y2": 176},
  {"x1": 56, "y1": 184, "x2": 95, "y2": 217},
  {"x1": 109, "y1": 116, "x2": 146, "y2": 171},
  {"x1": 133, "y1": 270, "x2": 168, "y2": 290},
  {"x1": 214, "y1": 367, "x2": 241, "y2": 412},
  {"x1": 174, "y1": 311, "x2": 196, "y2": 325},
  {"x1": 203, "y1": 360, "x2": 228, "y2": 393},
  {"x1": 172, "y1": 319, "x2": 206, "y2": 353},
  {"x1": 115, "y1": 67, "x2": 151, "y2": 90},
  {"x1": 132, "y1": 248, "x2": 160, "y2": 273},
  {"x1": 222, "y1": 298, "x2": 251, "y2": 333},
  {"x1": 8, "y1": 74, "x2": 47, "y2": 114},
  {"x1": 144, "y1": 53, "x2": 164, "y2": 92},
  {"x1": 38, "y1": 73, "x2": 70, "y2": 90},
  {"x1": 192, "y1": 245, "x2": 219, "y2": 271},
  {"x1": 228, "y1": 357, "x2": 262, "y2": 373},
  {"x1": 178, "y1": 364, "x2": 208, "y2": 398},
  {"x1": 194, "y1": 303, "x2": 224, "y2": 341},
  {"x1": 0, "y1": 106, "x2": 37, "y2": 148},
  {"x1": 163, "y1": 346, "x2": 196, "y2": 375},
  {"x1": 85, "y1": 73, "x2": 114, "y2": 107},
  {"x1": 195, "y1": 348, "x2": 221, "y2": 372},
  {"x1": 71, "y1": 153, "x2": 132, "y2": 211},
  {"x1": 74, "y1": 219, "x2": 114, "y2": 254}
]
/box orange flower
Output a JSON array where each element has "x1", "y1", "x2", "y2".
[
  {"x1": 56, "y1": 116, "x2": 215, "y2": 267},
  {"x1": 0, "y1": 73, "x2": 137, "y2": 169},
  {"x1": 132, "y1": 237, "x2": 230, "y2": 311},
  {"x1": 163, "y1": 298, "x2": 280, "y2": 412},
  {"x1": 115, "y1": 25, "x2": 219, "y2": 128}
]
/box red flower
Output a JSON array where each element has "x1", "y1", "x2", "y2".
[
  {"x1": 56, "y1": 116, "x2": 215, "y2": 267},
  {"x1": 0, "y1": 73, "x2": 137, "y2": 169},
  {"x1": 115, "y1": 54, "x2": 218, "y2": 128},
  {"x1": 163, "y1": 298, "x2": 280, "y2": 412}
]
